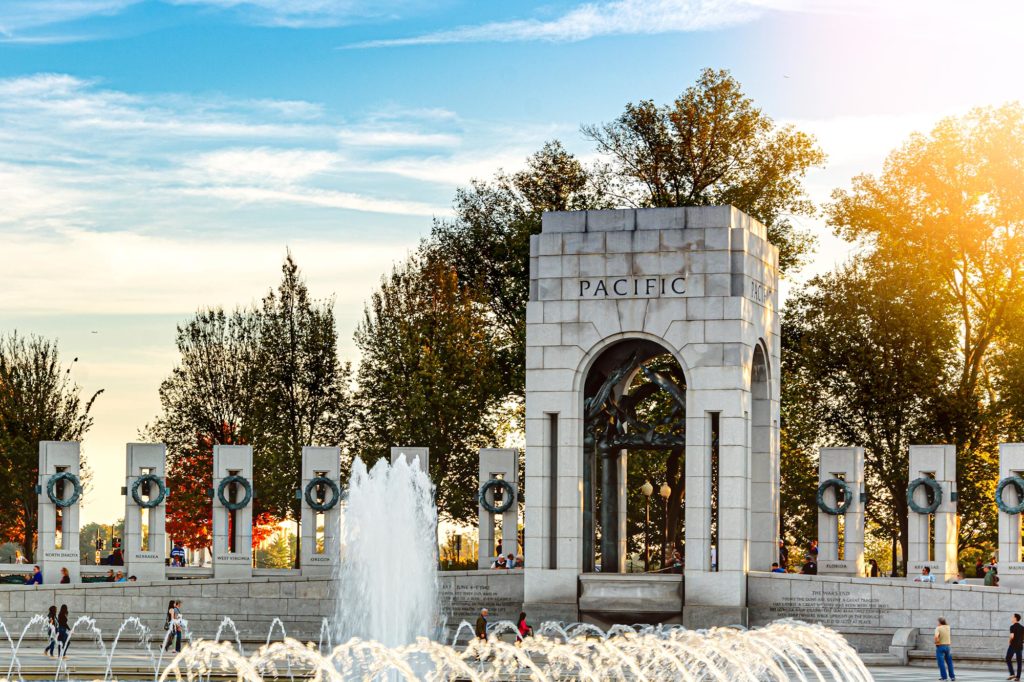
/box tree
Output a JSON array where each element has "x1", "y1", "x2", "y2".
[
  {"x1": 429, "y1": 141, "x2": 607, "y2": 394},
  {"x1": 784, "y1": 257, "x2": 957, "y2": 572},
  {"x1": 352, "y1": 255, "x2": 507, "y2": 524},
  {"x1": 148, "y1": 257, "x2": 351, "y2": 556},
  {"x1": 0, "y1": 333, "x2": 101, "y2": 561},
  {"x1": 255, "y1": 254, "x2": 352, "y2": 525},
  {"x1": 827, "y1": 104, "x2": 1024, "y2": 548},
  {"x1": 146, "y1": 309, "x2": 261, "y2": 550},
  {"x1": 582, "y1": 68, "x2": 825, "y2": 272}
]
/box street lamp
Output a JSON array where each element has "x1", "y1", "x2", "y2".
[
  {"x1": 641, "y1": 481, "x2": 654, "y2": 572},
  {"x1": 659, "y1": 483, "x2": 671, "y2": 568}
]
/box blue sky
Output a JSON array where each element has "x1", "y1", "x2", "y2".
[{"x1": 2, "y1": 0, "x2": 1022, "y2": 523}]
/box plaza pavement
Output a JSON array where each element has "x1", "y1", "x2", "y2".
[{"x1": 869, "y1": 665, "x2": 1012, "y2": 681}]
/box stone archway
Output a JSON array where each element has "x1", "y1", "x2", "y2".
[{"x1": 582, "y1": 339, "x2": 687, "y2": 573}]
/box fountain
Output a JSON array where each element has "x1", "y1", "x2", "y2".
[{"x1": 333, "y1": 456, "x2": 439, "y2": 648}]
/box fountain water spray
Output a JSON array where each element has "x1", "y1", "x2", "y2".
[{"x1": 334, "y1": 456, "x2": 438, "y2": 648}]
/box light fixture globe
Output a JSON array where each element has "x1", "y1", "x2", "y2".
[
  {"x1": 641, "y1": 480, "x2": 654, "y2": 497},
  {"x1": 659, "y1": 483, "x2": 671, "y2": 499}
]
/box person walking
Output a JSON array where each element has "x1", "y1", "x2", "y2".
[
  {"x1": 934, "y1": 617, "x2": 955, "y2": 681},
  {"x1": 170, "y1": 541, "x2": 186, "y2": 567},
  {"x1": 59, "y1": 567, "x2": 70, "y2": 584},
  {"x1": 778, "y1": 539, "x2": 789, "y2": 570},
  {"x1": 165, "y1": 600, "x2": 184, "y2": 652},
  {"x1": 1007, "y1": 613, "x2": 1024, "y2": 681},
  {"x1": 474, "y1": 608, "x2": 488, "y2": 641},
  {"x1": 517, "y1": 611, "x2": 533, "y2": 640},
  {"x1": 56, "y1": 604, "x2": 70, "y2": 657},
  {"x1": 867, "y1": 559, "x2": 880, "y2": 577},
  {"x1": 43, "y1": 606, "x2": 57, "y2": 657}
]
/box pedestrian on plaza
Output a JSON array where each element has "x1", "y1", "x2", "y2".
[
  {"x1": 59, "y1": 567, "x2": 70, "y2": 584},
  {"x1": 105, "y1": 569, "x2": 115, "y2": 582},
  {"x1": 778, "y1": 539, "x2": 789, "y2": 570},
  {"x1": 809, "y1": 540, "x2": 819, "y2": 558},
  {"x1": 770, "y1": 562, "x2": 785, "y2": 573},
  {"x1": 934, "y1": 617, "x2": 955, "y2": 681},
  {"x1": 14, "y1": 550, "x2": 26, "y2": 564},
  {"x1": 475, "y1": 608, "x2": 488, "y2": 641},
  {"x1": 25, "y1": 565, "x2": 42, "y2": 585},
  {"x1": 108, "y1": 547, "x2": 124, "y2": 566},
  {"x1": 128, "y1": 575, "x2": 137, "y2": 582},
  {"x1": 115, "y1": 571, "x2": 126, "y2": 582},
  {"x1": 947, "y1": 571, "x2": 966, "y2": 585},
  {"x1": 43, "y1": 605, "x2": 57, "y2": 657},
  {"x1": 56, "y1": 604, "x2": 70, "y2": 656},
  {"x1": 491, "y1": 555, "x2": 507, "y2": 569},
  {"x1": 986, "y1": 565, "x2": 999, "y2": 587},
  {"x1": 506, "y1": 553, "x2": 517, "y2": 568},
  {"x1": 1007, "y1": 613, "x2": 1024, "y2": 681},
  {"x1": 517, "y1": 611, "x2": 533, "y2": 639},
  {"x1": 170, "y1": 541, "x2": 185, "y2": 567},
  {"x1": 165, "y1": 599, "x2": 183, "y2": 652},
  {"x1": 914, "y1": 566, "x2": 936, "y2": 583},
  {"x1": 867, "y1": 559, "x2": 880, "y2": 577}
]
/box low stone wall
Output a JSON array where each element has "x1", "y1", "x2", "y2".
[
  {"x1": 0, "y1": 570, "x2": 524, "y2": 644},
  {"x1": 748, "y1": 571, "x2": 1024, "y2": 654}
]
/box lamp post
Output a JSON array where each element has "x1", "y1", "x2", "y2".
[
  {"x1": 659, "y1": 483, "x2": 671, "y2": 568},
  {"x1": 641, "y1": 481, "x2": 654, "y2": 572}
]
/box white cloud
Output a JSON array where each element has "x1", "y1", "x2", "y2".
[
  {"x1": 346, "y1": 0, "x2": 775, "y2": 48},
  {"x1": 0, "y1": 0, "x2": 136, "y2": 33},
  {"x1": 165, "y1": 0, "x2": 419, "y2": 28}
]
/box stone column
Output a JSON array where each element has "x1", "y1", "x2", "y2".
[
  {"x1": 124, "y1": 443, "x2": 167, "y2": 581},
  {"x1": 998, "y1": 443, "x2": 1024, "y2": 588},
  {"x1": 907, "y1": 444, "x2": 957, "y2": 581},
  {"x1": 391, "y1": 447, "x2": 429, "y2": 474},
  {"x1": 212, "y1": 444, "x2": 253, "y2": 578},
  {"x1": 816, "y1": 447, "x2": 865, "y2": 576},
  {"x1": 477, "y1": 448, "x2": 519, "y2": 568},
  {"x1": 37, "y1": 441, "x2": 82, "y2": 584},
  {"x1": 300, "y1": 446, "x2": 341, "y2": 576}
]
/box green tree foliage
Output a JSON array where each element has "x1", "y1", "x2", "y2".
[
  {"x1": 784, "y1": 257, "x2": 957, "y2": 572},
  {"x1": 147, "y1": 256, "x2": 351, "y2": 552},
  {"x1": 79, "y1": 519, "x2": 125, "y2": 563},
  {"x1": 429, "y1": 141, "x2": 607, "y2": 392},
  {"x1": 256, "y1": 255, "x2": 352, "y2": 523},
  {"x1": 351, "y1": 255, "x2": 507, "y2": 524},
  {"x1": 582, "y1": 68, "x2": 825, "y2": 272},
  {"x1": 827, "y1": 104, "x2": 1024, "y2": 552},
  {"x1": 255, "y1": 531, "x2": 296, "y2": 569},
  {"x1": 0, "y1": 333, "x2": 101, "y2": 561}
]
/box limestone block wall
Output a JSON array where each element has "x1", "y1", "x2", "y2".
[
  {"x1": 748, "y1": 571, "x2": 1024, "y2": 654},
  {"x1": 0, "y1": 571, "x2": 524, "y2": 644}
]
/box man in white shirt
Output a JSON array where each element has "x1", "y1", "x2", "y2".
[{"x1": 914, "y1": 566, "x2": 936, "y2": 583}]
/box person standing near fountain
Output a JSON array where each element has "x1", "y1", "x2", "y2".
[
  {"x1": 56, "y1": 604, "x2": 70, "y2": 656},
  {"x1": 59, "y1": 567, "x2": 70, "y2": 584},
  {"x1": 934, "y1": 617, "x2": 955, "y2": 681},
  {"x1": 165, "y1": 600, "x2": 183, "y2": 652},
  {"x1": 25, "y1": 565, "x2": 42, "y2": 584},
  {"x1": 516, "y1": 611, "x2": 532, "y2": 639},
  {"x1": 43, "y1": 606, "x2": 57, "y2": 657},
  {"x1": 1007, "y1": 613, "x2": 1024, "y2": 681},
  {"x1": 474, "y1": 609, "x2": 488, "y2": 641}
]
